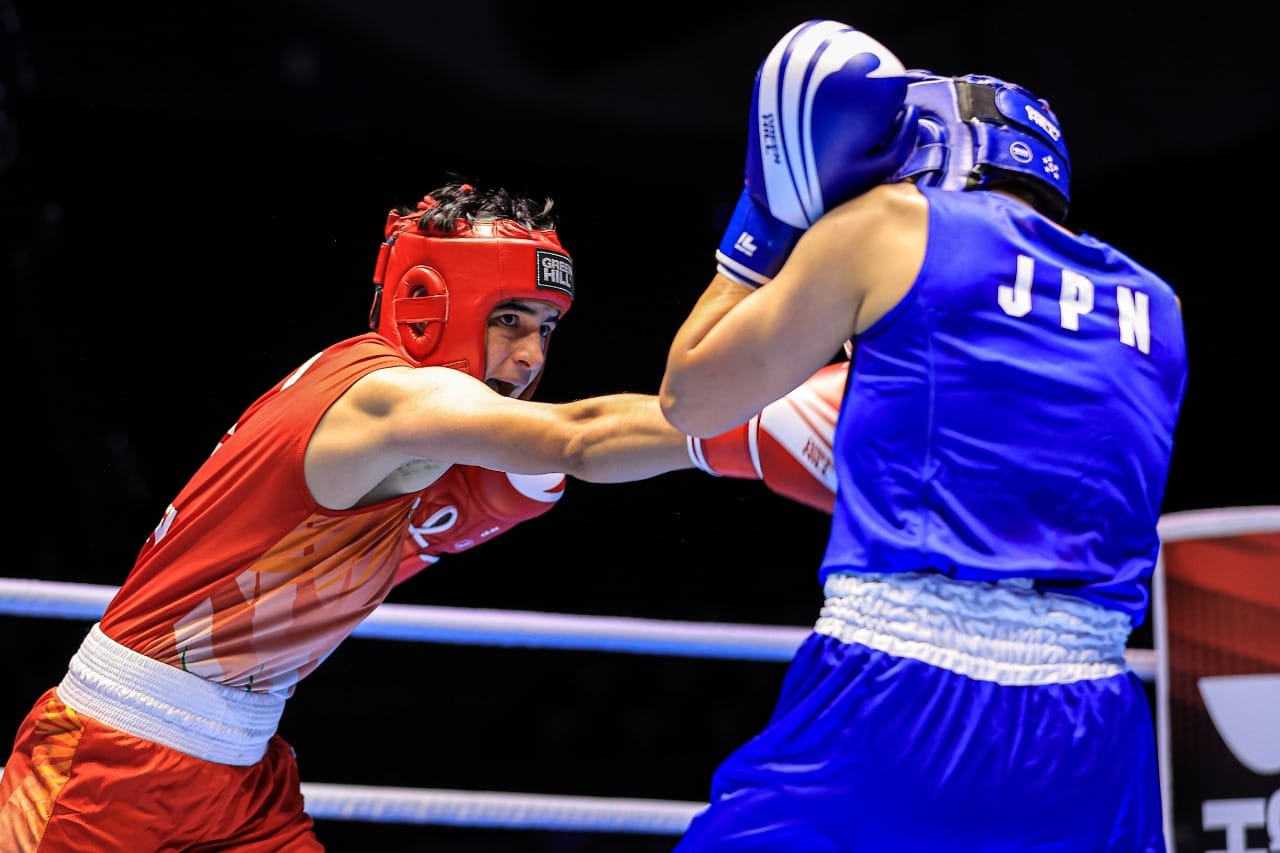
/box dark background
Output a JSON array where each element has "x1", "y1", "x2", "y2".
[{"x1": 2, "y1": 2, "x2": 1276, "y2": 851}]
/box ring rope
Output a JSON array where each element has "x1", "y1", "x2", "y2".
[
  {"x1": 296, "y1": 783, "x2": 703, "y2": 834},
  {"x1": 0, "y1": 577, "x2": 1155, "y2": 679},
  {"x1": 5, "y1": 507, "x2": 1275, "y2": 832}
]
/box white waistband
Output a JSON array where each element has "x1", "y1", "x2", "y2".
[
  {"x1": 57, "y1": 623, "x2": 284, "y2": 766},
  {"x1": 814, "y1": 572, "x2": 1133, "y2": 686}
]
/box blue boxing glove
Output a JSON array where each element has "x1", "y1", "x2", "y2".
[{"x1": 716, "y1": 19, "x2": 919, "y2": 288}]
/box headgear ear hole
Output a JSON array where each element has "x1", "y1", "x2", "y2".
[{"x1": 395, "y1": 266, "x2": 449, "y2": 361}]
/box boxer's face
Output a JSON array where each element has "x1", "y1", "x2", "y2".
[{"x1": 484, "y1": 299, "x2": 561, "y2": 398}]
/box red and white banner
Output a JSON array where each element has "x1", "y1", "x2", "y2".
[{"x1": 1154, "y1": 506, "x2": 1280, "y2": 853}]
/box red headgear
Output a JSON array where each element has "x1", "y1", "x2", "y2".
[{"x1": 369, "y1": 201, "x2": 575, "y2": 397}]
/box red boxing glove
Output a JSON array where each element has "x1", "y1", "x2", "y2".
[
  {"x1": 687, "y1": 361, "x2": 846, "y2": 513},
  {"x1": 394, "y1": 465, "x2": 566, "y2": 585}
]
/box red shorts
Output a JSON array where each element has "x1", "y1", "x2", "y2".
[{"x1": 0, "y1": 688, "x2": 322, "y2": 851}]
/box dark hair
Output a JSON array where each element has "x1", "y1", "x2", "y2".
[
  {"x1": 980, "y1": 176, "x2": 1066, "y2": 222},
  {"x1": 404, "y1": 179, "x2": 558, "y2": 233}
]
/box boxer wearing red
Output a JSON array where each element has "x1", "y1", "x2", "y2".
[{"x1": 1, "y1": 181, "x2": 844, "y2": 850}]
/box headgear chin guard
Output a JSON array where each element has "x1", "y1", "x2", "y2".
[
  {"x1": 890, "y1": 71, "x2": 1071, "y2": 221},
  {"x1": 368, "y1": 204, "x2": 575, "y2": 399}
]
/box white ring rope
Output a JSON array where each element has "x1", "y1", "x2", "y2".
[
  {"x1": 0, "y1": 577, "x2": 1155, "y2": 679},
  {"x1": 296, "y1": 783, "x2": 703, "y2": 834},
  {"x1": 9, "y1": 506, "x2": 1276, "y2": 834},
  {"x1": 0, "y1": 577, "x2": 1158, "y2": 834},
  {"x1": 0, "y1": 574, "x2": 1160, "y2": 831},
  {"x1": 0, "y1": 763, "x2": 703, "y2": 835}
]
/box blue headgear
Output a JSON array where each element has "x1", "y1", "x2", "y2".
[{"x1": 890, "y1": 71, "x2": 1071, "y2": 221}]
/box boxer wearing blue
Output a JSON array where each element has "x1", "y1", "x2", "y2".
[{"x1": 661, "y1": 21, "x2": 1183, "y2": 852}]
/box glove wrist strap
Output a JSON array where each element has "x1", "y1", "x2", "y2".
[
  {"x1": 715, "y1": 190, "x2": 803, "y2": 288},
  {"x1": 686, "y1": 436, "x2": 720, "y2": 476}
]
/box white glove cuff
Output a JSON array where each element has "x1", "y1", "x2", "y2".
[
  {"x1": 714, "y1": 259, "x2": 767, "y2": 289},
  {"x1": 686, "y1": 435, "x2": 720, "y2": 476}
]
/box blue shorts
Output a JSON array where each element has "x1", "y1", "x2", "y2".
[{"x1": 674, "y1": 573, "x2": 1166, "y2": 852}]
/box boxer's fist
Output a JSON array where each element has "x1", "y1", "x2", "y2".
[
  {"x1": 688, "y1": 361, "x2": 847, "y2": 513},
  {"x1": 716, "y1": 19, "x2": 917, "y2": 287}
]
